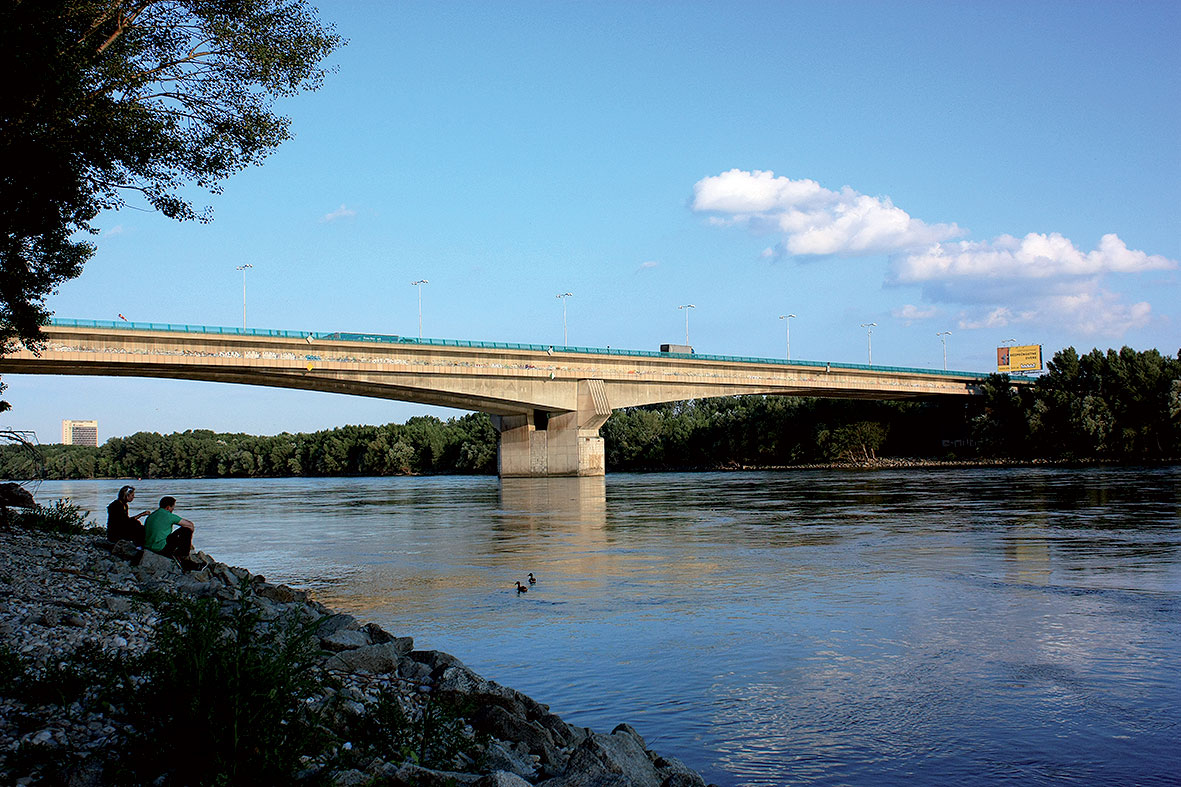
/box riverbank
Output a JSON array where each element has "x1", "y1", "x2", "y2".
[
  {"x1": 730, "y1": 456, "x2": 1181, "y2": 471},
  {"x1": 10, "y1": 454, "x2": 1178, "y2": 484},
  {"x1": 0, "y1": 524, "x2": 709, "y2": 786}
]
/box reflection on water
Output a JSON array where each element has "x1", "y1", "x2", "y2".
[{"x1": 36, "y1": 466, "x2": 1181, "y2": 786}]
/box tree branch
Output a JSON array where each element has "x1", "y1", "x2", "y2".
[{"x1": 94, "y1": 1, "x2": 155, "y2": 55}]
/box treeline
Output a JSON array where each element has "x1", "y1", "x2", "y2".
[
  {"x1": 2, "y1": 346, "x2": 1177, "y2": 480},
  {"x1": 0, "y1": 414, "x2": 498, "y2": 480},
  {"x1": 973, "y1": 346, "x2": 1180, "y2": 459},
  {"x1": 604, "y1": 346, "x2": 1180, "y2": 469},
  {"x1": 602, "y1": 396, "x2": 969, "y2": 469}
]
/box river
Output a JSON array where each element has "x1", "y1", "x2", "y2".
[{"x1": 33, "y1": 466, "x2": 1181, "y2": 786}]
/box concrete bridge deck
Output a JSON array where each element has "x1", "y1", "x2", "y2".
[{"x1": 1, "y1": 319, "x2": 1000, "y2": 477}]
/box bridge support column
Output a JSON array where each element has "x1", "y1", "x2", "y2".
[{"x1": 494, "y1": 379, "x2": 611, "y2": 478}]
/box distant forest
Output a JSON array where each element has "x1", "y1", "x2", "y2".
[{"x1": 2, "y1": 346, "x2": 1177, "y2": 480}]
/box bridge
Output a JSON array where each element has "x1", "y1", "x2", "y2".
[{"x1": 0, "y1": 319, "x2": 999, "y2": 477}]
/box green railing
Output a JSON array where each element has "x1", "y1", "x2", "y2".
[{"x1": 49, "y1": 317, "x2": 1022, "y2": 382}]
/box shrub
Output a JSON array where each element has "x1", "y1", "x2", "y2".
[
  {"x1": 114, "y1": 587, "x2": 330, "y2": 786},
  {"x1": 349, "y1": 686, "x2": 485, "y2": 772},
  {"x1": 9, "y1": 498, "x2": 92, "y2": 535}
]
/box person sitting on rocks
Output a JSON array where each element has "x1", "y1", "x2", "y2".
[
  {"x1": 144, "y1": 496, "x2": 197, "y2": 564},
  {"x1": 106, "y1": 485, "x2": 149, "y2": 546}
]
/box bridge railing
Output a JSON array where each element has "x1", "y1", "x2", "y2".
[{"x1": 49, "y1": 318, "x2": 1024, "y2": 382}]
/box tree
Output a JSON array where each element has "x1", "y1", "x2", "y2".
[
  {"x1": 971, "y1": 373, "x2": 1032, "y2": 455},
  {"x1": 821, "y1": 421, "x2": 889, "y2": 463},
  {"x1": 0, "y1": 0, "x2": 342, "y2": 366}
]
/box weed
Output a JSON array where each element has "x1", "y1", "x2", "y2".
[
  {"x1": 114, "y1": 588, "x2": 331, "y2": 786},
  {"x1": 350, "y1": 686, "x2": 486, "y2": 773},
  {"x1": 17, "y1": 641, "x2": 135, "y2": 708},
  {"x1": 9, "y1": 499, "x2": 92, "y2": 535},
  {"x1": 0, "y1": 642, "x2": 23, "y2": 688},
  {"x1": 4, "y1": 740, "x2": 76, "y2": 785}
]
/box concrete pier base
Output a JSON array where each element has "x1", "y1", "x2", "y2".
[{"x1": 495, "y1": 379, "x2": 610, "y2": 477}]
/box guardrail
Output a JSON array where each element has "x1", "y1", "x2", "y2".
[{"x1": 49, "y1": 318, "x2": 1023, "y2": 382}]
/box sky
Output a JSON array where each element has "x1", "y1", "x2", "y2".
[{"x1": 3, "y1": 0, "x2": 1179, "y2": 444}]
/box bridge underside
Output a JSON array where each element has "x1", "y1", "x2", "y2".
[{"x1": 1, "y1": 325, "x2": 983, "y2": 477}]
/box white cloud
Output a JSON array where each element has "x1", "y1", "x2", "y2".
[
  {"x1": 892, "y1": 304, "x2": 938, "y2": 325},
  {"x1": 639, "y1": 260, "x2": 659, "y2": 269},
  {"x1": 320, "y1": 204, "x2": 357, "y2": 223},
  {"x1": 892, "y1": 232, "x2": 1174, "y2": 284},
  {"x1": 692, "y1": 169, "x2": 963, "y2": 256},
  {"x1": 104, "y1": 225, "x2": 125, "y2": 237},
  {"x1": 957, "y1": 306, "x2": 1025, "y2": 330},
  {"x1": 893, "y1": 232, "x2": 1172, "y2": 337},
  {"x1": 955, "y1": 290, "x2": 1152, "y2": 336},
  {"x1": 692, "y1": 168, "x2": 1177, "y2": 340},
  {"x1": 1041, "y1": 291, "x2": 1152, "y2": 336}
]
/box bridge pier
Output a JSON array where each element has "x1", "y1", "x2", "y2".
[{"x1": 495, "y1": 379, "x2": 611, "y2": 477}]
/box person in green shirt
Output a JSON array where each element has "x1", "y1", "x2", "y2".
[{"x1": 144, "y1": 496, "x2": 196, "y2": 560}]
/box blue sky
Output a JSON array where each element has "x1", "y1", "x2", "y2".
[{"x1": 3, "y1": 1, "x2": 1179, "y2": 443}]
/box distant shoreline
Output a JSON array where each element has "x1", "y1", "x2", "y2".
[
  {"x1": 717, "y1": 456, "x2": 1181, "y2": 472},
  {"x1": 10, "y1": 456, "x2": 1179, "y2": 484}
]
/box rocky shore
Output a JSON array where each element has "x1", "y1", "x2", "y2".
[{"x1": 0, "y1": 526, "x2": 710, "y2": 786}]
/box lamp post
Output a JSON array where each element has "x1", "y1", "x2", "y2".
[
  {"x1": 556, "y1": 292, "x2": 573, "y2": 345},
  {"x1": 235, "y1": 264, "x2": 253, "y2": 329},
  {"x1": 937, "y1": 330, "x2": 952, "y2": 370},
  {"x1": 860, "y1": 322, "x2": 877, "y2": 365},
  {"x1": 411, "y1": 279, "x2": 428, "y2": 338},
  {"x1": 779, "y1": 313, "x2": 796, "y2": 360},
  {"x1": 678, "y1": 304, "x2": 696, "y2": 345}
]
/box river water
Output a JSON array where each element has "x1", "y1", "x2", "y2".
[{"x1": 35, "y1": 467, "x2": 1181, "y2": 786}]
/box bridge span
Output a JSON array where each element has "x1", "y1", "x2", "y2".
[{"x1": 1, "y1": 319, "x2": 993, "y2": 477}]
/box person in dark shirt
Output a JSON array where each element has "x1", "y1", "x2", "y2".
[{"x1": 106, "y1": 485, "x2": 149, "y2": 546}]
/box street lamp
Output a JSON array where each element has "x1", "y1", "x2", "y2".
[
  {"x1": 556, "y1": 292, "x2": 573, "y2": 345},
  {"x1": 411, "y1": 279, "x2": 428, "y2": 339},
  {"x1": 937, "y1": 330, "x2": 952, "y2": 370},
  {"x1": 779, "y1": 313, "x2": 796, "y2": 360},
  {"x1": 860, "y1": 322, "x2": 877, "y2": 365},
  {"x1": 235, "y1": 264, "x2": 253, "y2": 329},
  {"x1": 678, "y1": 304, "x2": 696, "y2": 345}
]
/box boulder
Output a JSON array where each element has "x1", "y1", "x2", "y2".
[
  {"x1": 539, "y1": 712, "x2": 578, "y2": 747},
  {"x1": 652, "y1": 753, "x2": 707, "y2": 787},
  {"x1": 538, "y1": 725, "x2": 662, "y2": 787},
  {"x1": 390, "y1": 762, "x2": 482, "y2": 786},
  {"x1": 0, "y1": 482, "x2": 35, "y2": 508},
  {"x1": 257, "y1": 582, "x2": 304, "y2": 604},
  {"x1": 410, "y1": 648, "x2": 466, "y2": 675},
  {"x1": 132, "y1": 549, "x2": 180, "y2": 580},
  {"x1": 175, "y1": 575, "x2": 217, "y2": 598},
  {"x1": 318, "y1": 613, "x2": 361, "y2": 636},
  {"x1": 320, "y1": 628, "x2": 369, "y2": 652},
  {"x1": 330, "y1": 769, "x2": 371, "y2": 786},
  {"x1": 473, "y1": 771, "x2": 534, "y2": 787},
  {"x1": 482, "y1": 741, "x2": 538, "y2": 781},
  {"x1": 111, "y1": 540, "x2": 140, "y2": 560},
  {"x1": 398, "y1": 657, "x2": 432, "y2": 680},
  {"x1": 435, "y1": 665, "x2": 549, "y2": 722},
  {"x1": 324, "y1": 639, "x2": 413, "y2": 673},
  {"x1": 470, "y1": 704, "x2": 561, "y2": 765},
  {"x1": 363, "y1": 621, "x2": 394, "y2": 644}
]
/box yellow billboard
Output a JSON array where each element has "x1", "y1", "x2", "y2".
[{"x1": 997, "y1": 344, "x2": 1042, "y2": 373}]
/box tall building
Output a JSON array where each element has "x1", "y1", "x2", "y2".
[{"x1": 62, "y1": 419, "x2": 98, "y2": 447}]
